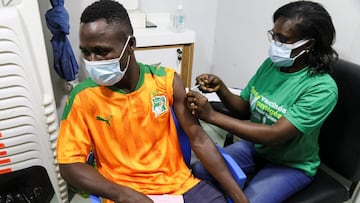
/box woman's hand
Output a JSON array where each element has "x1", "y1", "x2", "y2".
[
  {"x1": 195, "y1": 74, "x2": 223, "y2": 93},
  {"x1": 186, "y1": 90, "x2": 215, "y2": 122}
]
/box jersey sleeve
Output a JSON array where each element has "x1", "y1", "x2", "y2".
[
  {"x1": 165, "y1": 68, "x2": 175, "y2": 106},
  {"x1": 56, "y1": 94, "x2": 93, "y2": 164}
]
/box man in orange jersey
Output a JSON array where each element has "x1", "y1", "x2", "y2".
[{"x1": 56, "y1": 0, "x2": 248, "y2": 203}]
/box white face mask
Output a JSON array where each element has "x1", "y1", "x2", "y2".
[
  {"x1": 83, "y1": 36, "x2": 131, "y2": 86},
  {"x1": 268, "y1": 39, "x2": 309, "y2": 67}
]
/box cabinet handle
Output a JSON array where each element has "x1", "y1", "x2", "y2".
[{"x1": 177, "y1": 48, "x2": 183, "y2": 61}]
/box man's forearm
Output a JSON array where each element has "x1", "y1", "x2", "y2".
[
  {"x1": 59, "y1": 163, "x2": 121, "y2": 201},
  {"x1": 191, "y1": 137, "x2": 249, "y2": 203}
]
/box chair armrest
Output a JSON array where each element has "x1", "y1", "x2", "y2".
[{"x1": 216, "y1": 145, "x2": 247, "y2": 189}]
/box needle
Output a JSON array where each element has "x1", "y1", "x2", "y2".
[{"x1": 190, "y1": 84, "x2": 200, "y2": 90}]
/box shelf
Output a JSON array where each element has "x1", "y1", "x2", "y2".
[{"x1": 134, "y1": 12, "x2": 195, "y2": 47}]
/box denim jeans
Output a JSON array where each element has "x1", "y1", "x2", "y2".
[
  {"x1": 183, "y1": 181, "x2": 227, "y2": 203},
  {"x1": 191, "y1": 141, "x2": 314, "y2": 203}
]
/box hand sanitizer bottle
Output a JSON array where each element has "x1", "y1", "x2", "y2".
[{"x1": 173, "y1": 0, "x2": 185, "y2": 32}]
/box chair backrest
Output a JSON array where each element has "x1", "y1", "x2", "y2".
[
  {"x1": 318, "y1": 59, "x2": 360, "y2": 194},
  {"x1": 170, "y1": 107, "x2": 191, "y2": 167}
]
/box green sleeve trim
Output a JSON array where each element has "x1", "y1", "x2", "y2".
[
  {"x1": 140, "y1": 63, "x2": 167, "y2": 77},
  {"x1": 61, "y1": 78, "x2": 98, "y2": 120},
  {"x1": 107, "y1": 63, "x2": 167, "y2": 93}
]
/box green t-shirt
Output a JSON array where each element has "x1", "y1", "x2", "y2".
[{"x1": 240, "y1": 58, "x2": 338, "y2": 176}]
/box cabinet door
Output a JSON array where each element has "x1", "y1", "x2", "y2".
[
  {"x1": 135, "y1": 45, "x2": 183, "y2": 74},
  {"x1": 135, "y1": 43, "x2": 194, "y2": 87}
]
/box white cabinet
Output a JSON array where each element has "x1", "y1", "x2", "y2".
[
  {"x1": 134, "y1": 13, "x2": 195, "y2": 87},
  {"x1": 135, "y1": 43, "x2": 194, "y2": 87},
  {"x1": 135, "y1": 46, "x2": 183, "y2": 73}
]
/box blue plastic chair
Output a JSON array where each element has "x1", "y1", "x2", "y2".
[
  {"x1": 170, "y1": 107, "x2": 192, "y2": 167},
  {"x1": 89, "y1": 107, "x2": 246, "y2": 203}
]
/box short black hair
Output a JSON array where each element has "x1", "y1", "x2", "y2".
[
  {"x1": 274, "y1": 1, "x2": 338, "y2": 74},
  {"x1": 80, "y1": 0, "x2": 133, "y2": 38}
]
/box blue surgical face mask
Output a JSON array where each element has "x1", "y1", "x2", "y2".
[
  {"x1": 268, "y1": 39, "x2": 309, "y2": 67},
  {"x1": 83, "y1": 36, "x2": 131, "y2": 86}
]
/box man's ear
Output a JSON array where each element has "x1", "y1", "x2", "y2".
[{"x1": 129, "y1": 36, "x2": 136, "y2": 50}]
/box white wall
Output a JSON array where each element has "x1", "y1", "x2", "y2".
[
  {"x1": 38, "y1": 0, "x2": 217, "y2": 116},
  {"x1": 212, "y1": 0, "x2": 360, "y2": 88},
  {"x1": 38, "y1": 0, "x2": 360, "y2": 115},
  {"x1": 42, "y1": 0, "x2": 218, "y2": 84},
  {"x1": 37, "y1": 1, "x2": 360, "y2": 201},
  {"x1": 64, "y1": 0, "x2": 218, "y2": 85},
  {"x1": 139, "y1": 0, "x2": 218, "y2": 85}
]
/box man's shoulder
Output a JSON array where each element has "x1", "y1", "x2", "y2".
[
  {"x1": 139, "y1": 63, "x2": 175, "y2": 77},
  {"x1": 60, "y1": 78, "x2": 98, "y2": 120},
  {"x1": 70, "y1": 78, "x2": 98, "y2": 96}
]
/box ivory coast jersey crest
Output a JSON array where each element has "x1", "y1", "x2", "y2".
[{"x1": 152, "y1": 95, "x2": 167, "y2": 117}]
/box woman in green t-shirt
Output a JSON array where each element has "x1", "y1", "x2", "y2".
[{"x1": 187, "y1": 1, "x2": 338, "y2": 203}]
